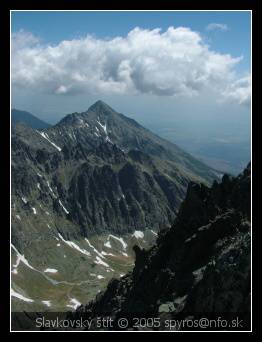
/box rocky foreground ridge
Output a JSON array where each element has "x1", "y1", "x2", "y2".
[{"x1": 74, "y1": 163, "x2": 251, "y2": 331}]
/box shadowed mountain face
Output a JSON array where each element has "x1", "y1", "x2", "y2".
[
  {"x1": 11, "y1": 109, "x2": 51, "y2": 129},
  {"x1": 11, "y1": 101, "x2": 219, "y2": 313},
  {"x1": 75, "y1": 163, "x2": 250, "y2": 331}
]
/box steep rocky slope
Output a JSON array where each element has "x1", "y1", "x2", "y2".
[
  {"x1": 12, "y1": 101, "x2": 218, "y2": 245},
  {"x1": 75, "y1": 163, "x2": 251, "y2": 331}
]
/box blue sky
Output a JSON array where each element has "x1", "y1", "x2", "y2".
[{"x1": 11, "y1": 11, "x2": 251, "y2": 174}]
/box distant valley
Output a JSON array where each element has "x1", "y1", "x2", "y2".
[{"x1": 146, "y1": 124, "x2": 250, "y2": 175}]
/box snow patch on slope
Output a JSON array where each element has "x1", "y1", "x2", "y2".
[
  {"x1": 101, "y1": 251, "x2": 115, "y2": 257},
  {"x1": 37, "y1": 131, "x2": 62, "y2": 152},
  {"x1": 11, "y1": 244, "x2": 35, "y2": 272},
  {"x1": 132, "y1": 230, "x2": 144, "y2": 239},
  {"x1": 58, "y1": 234, "x2": 91, "y2": 257},
  {"x1": 104, "y1": 240, "x2": 112, "y2": 248},
  {"x1": 97, "y1": 275, "x2": 105, "y2": 279},
  {"x1": 44, "y1": 268, "x2": 58, "y2": 273},
  {"x1": 97, "y1": 120, "x2": 107, "y2": 134},
  {"x1": 46, "y1": 181, "x2": 57, "y2": 198},
  {"x1": 108, "y1": 234, "x2": 127, "y2": 250},
  {"x1": 85, "y1": 239, "x2": 105, "y2": 259},
  {"x1": 58, "y1": 199, "x2": 69, "y2": 214},
  {"x1": 42, "y1": 300, "x2": 51, "y2": 307},
  {"x1": 21, "y1": 196, "x2": 27, "y2": 204},
  {"x1": 11, "y1": 288, "x2": 34, "y2": 303},
  {"x1": 66, "y1": 298, "x2": 81, "y2": 310}
]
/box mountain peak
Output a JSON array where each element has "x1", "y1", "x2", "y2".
[{"x1": 88, "y1": 100, "x2": 116, "y2": 115}]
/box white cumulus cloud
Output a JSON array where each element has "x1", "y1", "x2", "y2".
[
  {"x1": 206, "y1": 23, "x2": 229, "y2": 31},
  {"x1": 12, "y1": 29, "x2": 40, "y2": 51},
  {"x1": 11, "y1": 26, "x2": 249, "y2": 105},
  {"x1": 222, "y1": 75, "x2": 251, "y2": 106}
]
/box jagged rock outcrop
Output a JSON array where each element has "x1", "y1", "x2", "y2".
[{"x1": 76, "y1": 163, "x2": 251, "y2": 331}]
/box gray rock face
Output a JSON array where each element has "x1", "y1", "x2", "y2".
[
  {"x1": 12, "y1": 101, "x2": 218, "y2": 250},
  {"x1": 77, "y1": 163, "x2": 251, "y2": 331}
]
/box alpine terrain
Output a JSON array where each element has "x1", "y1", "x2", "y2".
[{"x1": 11, "y1": 100, "x2": 219, "y2": 312}]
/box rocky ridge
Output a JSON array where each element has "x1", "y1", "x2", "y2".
[{"x1": 75, "y1": 163, "x2": 251, "y2": 331}]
